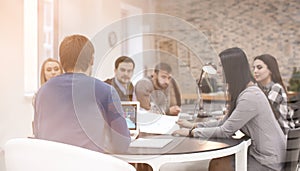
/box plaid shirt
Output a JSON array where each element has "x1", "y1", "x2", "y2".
[{"x1": 263, "y1": 82, "x2": 294, "y2": 134}]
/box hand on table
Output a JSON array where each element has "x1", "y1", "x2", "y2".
[
  {"x1": 176, "y1": 119, "x2": 195, "y2": 129},
  {"x1": 169, "y1": 105, "x2": 181, "y2": 115},
  {"x1": 172, "y1": 128, "x2": 190, "y2": 137}
]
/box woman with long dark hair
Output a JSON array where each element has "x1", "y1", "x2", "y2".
[
  {"x1": 173, "y1": 47, "x2": 286, "y2": 171},
  {"x1": 253, "y1": 54, "x2": 294, "y2": 134}
]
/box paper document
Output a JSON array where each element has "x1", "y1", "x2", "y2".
[
  {"x1": 138, "y1": 111, "x2": 179, "y2": 134},
  {"x1": 130, "y1": 138, "x2": 173, "y2": 148},
  {"x1": 178, "y1": 113, "x2": 195, "y2": 121}
]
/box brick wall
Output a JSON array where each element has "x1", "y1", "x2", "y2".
[{"x1": 151, "y1": 0, "x2": 300, "y2": 88}]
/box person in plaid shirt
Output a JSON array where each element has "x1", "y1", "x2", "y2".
[{"x1": 253, "y1": 54, "x2": 295, "y2": 135}]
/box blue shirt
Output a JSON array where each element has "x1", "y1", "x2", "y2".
[{"x1": 34, "y1": 73, "x2": 130, "y2": 153}]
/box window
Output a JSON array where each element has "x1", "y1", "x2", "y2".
[
  {"x1": 24, "y1": 0, "x2": 58, "y2": 96},
  {"x1": 38, "y1": 0, "x2": 58, "y2": 65}
]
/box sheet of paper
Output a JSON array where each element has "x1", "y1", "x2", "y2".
[
  {"x1": 130, "y1": 138, "x2": 173, "y2": 148},
  {"x1": 178, "y1": 112, "x2": 195, "y2": 121},
  {"x1": 138, "y1": 111, "x2": 179, "y2": 134}
]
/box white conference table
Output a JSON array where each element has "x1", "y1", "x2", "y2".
[{"x1": 115, "y1": 133, "x2": 251, "y2": 171}]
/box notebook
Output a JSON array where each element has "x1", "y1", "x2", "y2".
[{"x1": 121, "y1": 101, "x2": 140, "y2": 141}]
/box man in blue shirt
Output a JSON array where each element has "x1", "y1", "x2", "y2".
[{"x1": 34, "y1": 34, "x2": 131, "y2": 153}]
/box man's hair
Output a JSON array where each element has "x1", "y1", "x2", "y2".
[
  {"x1": 154, "y1": 62, "x2": 172, "y2": 74},
  {"x1": 115, "y1": 56, "x2": 135, "y2": 69},
  {"x1": 59, "y1": 34, "x2": 94, "y2": 72}
]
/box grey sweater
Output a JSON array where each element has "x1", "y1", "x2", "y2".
[{"x1": 194, "y1": 85, "x2": 286, "y2": 171}]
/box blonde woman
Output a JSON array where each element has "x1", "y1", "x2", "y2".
[
  {"x1": 33, "y1": 58, "x2": 63, "y2": 105},
  {"x1": 40, "y1": 58, "x2": 63, "y2": 85}
]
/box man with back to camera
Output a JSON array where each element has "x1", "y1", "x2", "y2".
[
  {"x1": 135, "y1": 62, "x2": 181, "y2": 116},
  {"x1": 104, "y1": 56, "x2": 135, "y2": 101},
  {"x1": 33, "y1": 34, "x2": 131, "y2": 153}
]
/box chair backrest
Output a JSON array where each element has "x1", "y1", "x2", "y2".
[
  {"x1": 284, "y1": 127, "x2": 300, "y2": 171},
  {"x1": 294, "y1": 111, "x2": 300, "y2": 128},
  {"x1": 4, "y1": 138, "x2": 136, "y2": 171},
  {"x1": 289, "y1": 94, "x2": 300, "y2": 128}
]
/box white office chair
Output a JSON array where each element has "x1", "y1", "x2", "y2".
[{"x1": 4, "y1": 138, "x2": 136, "y2": 171}]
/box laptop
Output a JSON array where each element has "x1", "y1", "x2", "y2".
[
  {"x1": 121, "y1": 101, "x2": 174, "y2": 148},
  {"x1": 121, "y1": 101, "x2": 140, "y2": 141}
]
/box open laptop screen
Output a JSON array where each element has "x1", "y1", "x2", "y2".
[{"x1": 121, "y1": 101, "x2": 139, "y2": 130}]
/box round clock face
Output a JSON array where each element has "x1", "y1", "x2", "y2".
[{"x1": 108, "y1": 31, "x2": 117, "y2": 47}]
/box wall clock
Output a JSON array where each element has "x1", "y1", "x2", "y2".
[{"x1": 108, "y1": 31, "x2": 117, "y2": 47}]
